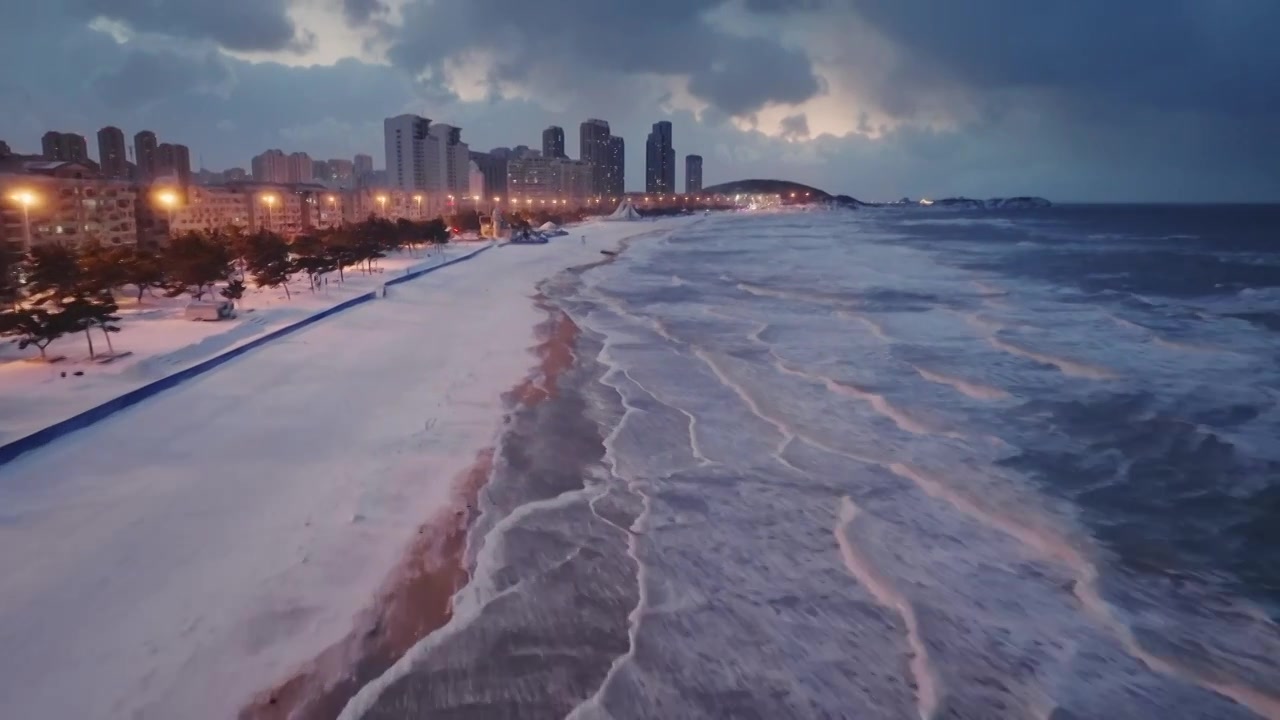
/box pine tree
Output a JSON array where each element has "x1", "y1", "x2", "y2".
[
  {"x1": 164, "y1": 231, "x2": 232, "y2": 301},
  {"x1": 0, "y1": 243, "x2": 18, "y2": 309},
  {"x1": 246, "y1": 230, "x2": 293, "y2": 299},
  {"x1": 119, "y1": 246, "x2": 166, "y2": 302},
  {"x1": 0, "y1": 307, "x2": 70, "y2": 360},
  {"x1": 24, "y1": 244, "x2": 82, "y2": 306},
  {"x1": 290, "y1": 234, "x2": 337, "y2": 291},
  {"x1": 79, "y1": 241, "x2": 128, "y2": 296},
  {"x1": 220, "y1": 278, "x2": 246, "y2": 303},
  {"x1": 60, "y1": 293, "x2": 121, "y2": 359}
]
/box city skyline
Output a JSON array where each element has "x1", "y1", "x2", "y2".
[{"x1": 2, "y1": 112, "x2": 703, "y2": 196}]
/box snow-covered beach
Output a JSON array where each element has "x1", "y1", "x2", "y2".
[{"x1": 0, "y1": 216, "x2": 699, "y2": 719}]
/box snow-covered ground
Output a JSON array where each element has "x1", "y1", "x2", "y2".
[
  {"x1": 0, "y1": 244, "x2": 483, "y2": 446},
  {"x1": 0, "y1": 217, "x2": 698, "y2": 720}
]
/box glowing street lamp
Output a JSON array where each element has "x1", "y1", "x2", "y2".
[
  {"x1": 375, "y1": 194, "x2": 388, "y2": 216},
  {"x1": 413, "y1": 194, "x2": 423, "y2": 217},
  {"x1": 153, "y1": 189, "x2": 180, "y2": 232},
  {"x1": 326, "y1": 195, "x2": 338, "y2": 226},
  {"x1": 260, "y1": 193, "x2": 278, "y2": 229},
  {"x1": 8, "y1": 189, "x2": 37, "y2": 250}
]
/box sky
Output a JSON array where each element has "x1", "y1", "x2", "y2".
[{"x1": 2, "y1": 0, "x2": 1278, "y2": 202}]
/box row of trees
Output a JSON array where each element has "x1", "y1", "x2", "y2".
[{"x1": 0, "y1": 215, "x2": 452, "y2": 361}]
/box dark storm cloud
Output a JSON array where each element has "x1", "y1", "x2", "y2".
[
  {"x1": 384, "y1": 0, "x2": 822, "y2": 117},
  {"x1": 848, "y1": 0, "x2": 1280, "y2": 116},
  {"x1": 67, "y1": 0, "x2": 308, "y2": 53},
  {"x1": 91, "y1": 49, "x2": 232, "y2": 109},
  {"x1": 779, "y1": 114, "x2": 810, "y2": 141},
  {"x1": 2, "y1": 0, "x2": 1279, "y2": 201},
  {"x1": 341, "y1": 0, "x2": 389, "y2": 25}
]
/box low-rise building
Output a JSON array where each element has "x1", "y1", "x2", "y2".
[{"x1": 0, "y1": 161, "x2": 137, "y2": 251}]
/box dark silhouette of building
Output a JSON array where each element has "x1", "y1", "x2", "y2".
[
  {"x1": 97, "y1": 126, "x2": 128, "y2": 180},
  {"x1": 579, "y1": 119, "x2": 612, "y2": 196},
  {"x1": 470, "y1": 150, "x2": 508, "y2": 197},
  {"x1": 156, "y1": 142, "x2": 192, "y2": 187},
  {"x1": 607, "y1": 135, "x2": 625, "y2": 196},
  {"x1": 134, "y1": 130, "x2": 158, "y2": 182},
  {"x1": 685, "y1": 154, "x2": 703, "y2": 194},
  {"x1": 41, "y1": 131, "x2": 89, "y2": 163},
  {"x1": 645, "y1": 121, "x2": 675, "y2": 194},
  {"x1": 542, "y1": 126, "x2": 566, "y2": 159}
]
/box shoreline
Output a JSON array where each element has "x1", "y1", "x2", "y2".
[{"x1": 241, "y1": 295, "x2": 587, "y2": 720}]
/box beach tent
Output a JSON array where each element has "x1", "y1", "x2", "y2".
[{"x1": 606, "y1": 200, "x2": 642, "y2": 221}]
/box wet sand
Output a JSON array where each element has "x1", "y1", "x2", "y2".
[{"x1": 241, "y1": 301, "x2": 584, "y2": 720}]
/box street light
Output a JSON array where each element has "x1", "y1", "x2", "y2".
[
  {"x1": 375, "y1": 194, "x2": 388, "y2": 216},
  {"x1": 155, "y1": 189, "x2": 179, "y2": 232},
  {"x1": 327, "y1": 195, "x2": 338, "y2": 226},
  {"x1": 261, "y1": 193, "x2": 277, "y2": 230},
  {"x1": 413, "y1": 194, "x2": 423, "y2": 218},
  {"x1": 8, "y1": 190, "x2": 37, "y2": 250}
]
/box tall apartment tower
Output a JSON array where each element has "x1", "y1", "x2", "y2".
[
  {"x1": 134, "y1": 130, "x2": 158, "y2": 182},
  {"x1": 384, "y1": 114, "x2": 437, "y2": 191},
  {"x1": 41, "y1": 131, "x2": 89, "y2": 163},
  {"x1": 286, "y1": 152, "x2": 313, "y2": 184},
  {"x1": 685, "y1": 154, "x2": 703, "y2": 194},
  {"x1": 645, "y1": 121, "x2": 675, "y2": 194},
  {"x1": 607, "y1": 135, "x2": 625, "y2": 195},
  {"x1": 156, "y1": 142, "x2": 192, "y2": 187},
  {"x1": 579, "y1": 119, "x2": 612, "y2": 196},
  {"x1": 542, "y1": 126, "x2": 566, "y2": 159},
  {"x1": 252, "y1": 149, "x2": 289, "y2": 183},
  {"x1": 96, "y1": 126, "x2": 128, "y2": 179},
  {"x1": 428, "y1": 123, "x2": 470, "y2": 195}
]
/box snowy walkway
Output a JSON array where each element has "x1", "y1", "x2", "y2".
[{"x1": 0, "y1": 218, "x2": 697, "y2": 720}]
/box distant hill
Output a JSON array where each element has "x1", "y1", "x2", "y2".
[
  {"x1": 701, "y1": 179, "x2": 833, "y2": 200},
  {"x1": 700, "y1": 180, "x2": 1048, "y2": 210}
]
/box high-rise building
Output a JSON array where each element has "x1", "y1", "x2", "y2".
[
  {"x1": 383, "y1": 114, "x2": 438, "y2": 192},
  {"x1": 96, "y1": 126, "x2": 128, "y2": 179},
  {"x1": 542, "y1": 126, "x2": 565, "y2": 159},
  {"x1": 156, "y1": 142, "x2": 192, "y2": 187},
  {"x1": 685, "y1": 154, "x2": 703, "y2": 194},
  {"x1": 41, "y1": 131, "x2": 89, "y2": 163},
  {"x1": 470, "y1": 151, "x2": 508, "y2": 197},
  {"x1": 133, "y1": 131, "x2": 158, "y2": 182},
  {"x1": 324, "y1": 158, "x2": 355, "y2": 187},
  {"x1": 579, "y1": 119, "x2": 612, "y2": 196},
  {"x1": 286, "y1": 152, "x2": 313, "y2": 184},
  {"x1": 428, "y1": 123, "x2": 470, "y2": 195},
  {"x1": 645, "y1": 121, "x2": 675, "y2": 194},
  {"x1": 251, "y1": 149, "x2": 290, "y2": 184},
  {"x1": 607, "y1": 136, "x2": 625, "y2": 196},
  {"x1": 354, "y1": 153, "x2": 374, "y2": 180}
]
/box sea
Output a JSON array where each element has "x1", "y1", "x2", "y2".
[{"x1": 346, "y1": 205, "x2": 1280, "y2": 719}]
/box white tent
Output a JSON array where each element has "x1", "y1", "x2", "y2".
[
  {"x1": 606, "y1": 200, "x2": 642, "y2": 221},
  {"x1": 538, "y1": 221, "x2": 559, "y2": 231}
]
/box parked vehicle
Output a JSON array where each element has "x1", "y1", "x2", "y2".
[{"x1": 184, "y1": 300, "x2": 236, "y2": 321}]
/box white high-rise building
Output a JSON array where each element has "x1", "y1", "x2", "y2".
[
  {"x1": 383, "y1": 114, "x2": 438, "y2": 192},
  {"x1": 428, "y1": 123, "x2": 470, "y2": 196}
]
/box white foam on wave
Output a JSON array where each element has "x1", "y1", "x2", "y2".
[
  {"x1": 771, "y1": 358, "x2": 956, "y2": 438},
  {"x1": 833, "y1": 497, "x2": 939, "y2": 720},
  {"x1": 912, "y1": 365, "x2": 1011, "y2": 401},
  {"x1": 565, "y1": 352, "x2": 656, "y2": 719},
  {"x1": 836, "y1": 309, "x2": 891, "y2": 342},
  {"x1": 986, "y1": 335, "x2": 1117, "y2": 380},
  {"x1": 885, "y1": 462, "x2": 1280, "y2": 719}
]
